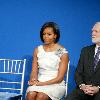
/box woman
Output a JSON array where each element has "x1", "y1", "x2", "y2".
[{"x1": 26, "y1": 22, "x2": 69, "y2": 100}]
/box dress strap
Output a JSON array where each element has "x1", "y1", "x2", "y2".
[{"x1": 38, "y1": 45, "x2": 44, "y2": 53}]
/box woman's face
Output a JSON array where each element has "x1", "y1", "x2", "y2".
[{"x1": 42, "y1": 27, "x2": 57, "y2": 44}]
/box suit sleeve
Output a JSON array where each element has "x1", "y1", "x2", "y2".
[{"x1": 74, "y1": 48, "x2": 86, "y2": 87}]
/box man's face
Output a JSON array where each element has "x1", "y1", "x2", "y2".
[{"x1": 92, "y1": 22, "x2": 100, "y2": 45}]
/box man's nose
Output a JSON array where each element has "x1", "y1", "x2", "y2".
[{"x1": 92, "y1": 31, "x2": 96, "y2": 35}]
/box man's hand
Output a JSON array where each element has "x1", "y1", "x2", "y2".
[
  {"x1": 85, "y1": 86, "x2": 99, "y2": 96},
  {"x1": 80, "y1": 85, "x2": 99, "y2": 96}
]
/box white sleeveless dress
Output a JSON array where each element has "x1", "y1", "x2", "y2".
[{"x1": 26, "y1": 45, "x2": 68, "y2": 100}]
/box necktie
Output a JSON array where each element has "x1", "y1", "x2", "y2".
[{"x1": 94, "y1": 47, "x2": 100, "y2": 71}]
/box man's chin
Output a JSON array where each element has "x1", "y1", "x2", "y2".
[{"x1": 92, "y1": 38, "x2": 100, "y2": 43}]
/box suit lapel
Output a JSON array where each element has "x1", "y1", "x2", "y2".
[
  {"x1": 94, "y1": 60, "x2": 100, "y2": 72},
  {"x1": 88, "y1": 45, "x2": 95, "y2": 73},
  {"x1": 89, "y1": 44, "x2": 100, "y2": 73}
]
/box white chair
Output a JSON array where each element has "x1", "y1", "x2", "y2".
[
  {"x1": 65, "y1": 61, "x2": 70, "y2": 97},
  {"x1": 61, "y1": 61, "x2": 70, "y2": 100},
  {"x1": 0, "y1": 58, "x2": 26, "y2": 100}
]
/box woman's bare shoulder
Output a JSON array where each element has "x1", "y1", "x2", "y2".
[{"x1": 56, "y1": 44, "x2": 64, "y2": 49}]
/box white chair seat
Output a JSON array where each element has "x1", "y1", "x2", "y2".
[{"x1": 0, "y1": 92, "x2": 21, "y2": 99}]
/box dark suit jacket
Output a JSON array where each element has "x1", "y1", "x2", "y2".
[{"x1": 75, "y1": 44, "x2": 100, "y2": 87}]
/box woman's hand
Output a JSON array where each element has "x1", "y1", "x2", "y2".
[
  {"x1": 28, "y1": 79, "x2": 38, "y2": 86},
  {"x1": 28, "y1": 80, "x2": 46, "y2": 86}
]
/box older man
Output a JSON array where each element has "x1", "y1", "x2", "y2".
[{"x1": 66, "y1": 22, "x2": 100, "y2": 100}]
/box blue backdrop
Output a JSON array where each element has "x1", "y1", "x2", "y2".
[{"x1": 0, "y1": 0, "x2": 100, "y2": 99}]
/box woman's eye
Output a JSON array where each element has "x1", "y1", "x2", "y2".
[{"x1": 43, "y1": 33, "x2": 45, "y2": 35}]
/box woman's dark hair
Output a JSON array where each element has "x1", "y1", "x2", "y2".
[{"x1": 40, "y1": 22, "x2": 60, "y2": 43}]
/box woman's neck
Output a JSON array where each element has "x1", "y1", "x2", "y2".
[
  {"x1": 44, "y1": 43, "x2": 57, "y2": 51},
  {"x1": 45, "y1": 43, "x2": 55, "y2": 47}
]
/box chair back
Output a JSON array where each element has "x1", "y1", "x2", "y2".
[
  {"x1": 0, "y1": 58, "x2": 26, "y2": 100},
  {"x1": 65, "y1": 61, "x2": 70, "y2": 96}
]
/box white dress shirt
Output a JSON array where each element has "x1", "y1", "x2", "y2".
[{"x1": 95, "y1": 45, "x2": 100, "y2": 59}]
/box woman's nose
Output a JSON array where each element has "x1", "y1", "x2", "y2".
[{"x1": 45, "y1": 34, "x2": 48, "y2": 38}]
